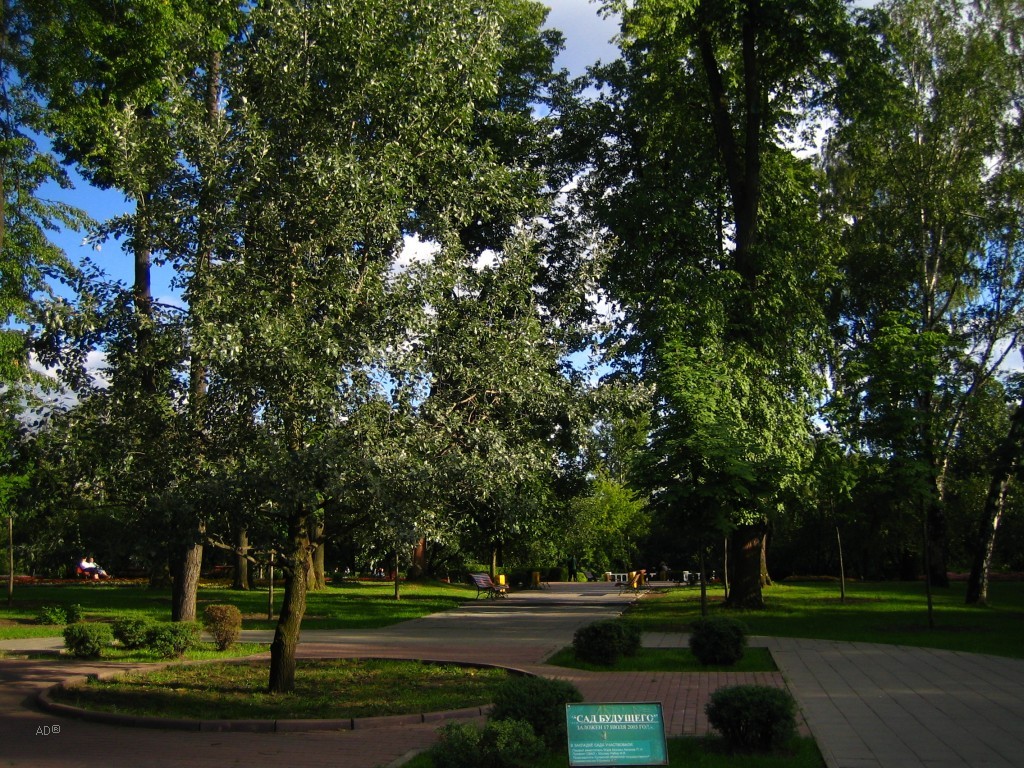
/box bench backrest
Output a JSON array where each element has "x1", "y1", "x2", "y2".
[{"x1": 470, "y1": 573, "x2": 494, "y2": 588}]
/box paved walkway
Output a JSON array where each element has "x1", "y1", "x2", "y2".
[{"x1": 2, "y1": 582, "x2": 1024, "y2": 767}]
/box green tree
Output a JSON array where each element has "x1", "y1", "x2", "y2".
[
  {"x1": 825, "y1": 0, "x2": 1024, "y2": 587},
  {"x1": 201, "y1": 0, "x2": 561, "y2": 693},
  {"x1": 419, "y1": 234, "x2": 581, "y2": 576},
  {"x1": 20, "y1": 0, "x2": 242, "y2": 620},
  {"x1": 1, "y1": 0, "x2": 89, "y2": 599},
  {"x1": 571, "y1": 0, "x2": 848, "y2": 607}
]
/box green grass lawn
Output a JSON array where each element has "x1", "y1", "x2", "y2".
[
  {"x1": 627, "y1": 580, "x2": 1024, "y2": 659},
  {"x1": 50, "y1": 658, "x2": 509, "y2": 720},
  {"x1": 0, "y1": 579, "x2": 474, "y2": 641},
  {"x1": 545, "y1": 645, "x2": 777, "y2": 673}
]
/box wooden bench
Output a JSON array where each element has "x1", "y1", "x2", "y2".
[
  {"x1": 470, "y1": 573, "x2": 509, "y2": 599},
  {"x1": 618, "y1": 571, "x2": 650, "y2": 595}
]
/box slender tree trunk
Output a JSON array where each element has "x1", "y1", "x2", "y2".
[
  {"x1": 268, "y1": 513, "x2": 310, "y2": 694},
  {"x1": 760, "y1": 531, "x2": 772, "y2": 587},
  {"x1": 6, "y1": 515, "x2": 12, "y2": 608},
  {"x1": 836, "y1": 523, "x2": 846, "y2": 604},
  {"x1": 722, "y1": 537, "x2": 729, "y2": 601},
  {"x1": 393, "y1": 550, "x2": 400, "y2": 601},
  {"x1": 699, "y1": 547, "x2": 708, "y2": 617},
  {"x1": 966, "y1": 484, "x2": 1007, "y2": 606},
  {"x1": 966, "y1": 396, "x2": 1024, "y2": 604},
  {"x1": 725, "y1": 522, "x2": 766, "y2": 609},
  {"x1": 925, "y1": 493, "x2": 949, "y2": 587},
  {"x1": 170, "y1": 48, "x2": 221, "y2": 622},
  {"x1": 923, "y1": 513, "x2": 935, "y2": 629}
]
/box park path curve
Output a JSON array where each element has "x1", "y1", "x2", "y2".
[{"x1": 2, "y1": 582, "x2": 1024, "y2": 767}]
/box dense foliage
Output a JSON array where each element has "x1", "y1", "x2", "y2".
[{"x1": 3, "y1": 0, "x2": 1024, "y2": 678}]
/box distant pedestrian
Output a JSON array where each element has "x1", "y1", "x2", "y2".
[{"x1": 568, "y1": 556, "x2": 578, "y2": 583}]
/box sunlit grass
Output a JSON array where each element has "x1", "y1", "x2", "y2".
[
  {"x1": 0, "y1": 579, "x2": 474, "y2": 640},
  {"x1": 626, "y1": 581, "x2": 1024, "y2": 659},
  {"x1": 51, "y1": 658, "x2": 509, "y2": 720}
]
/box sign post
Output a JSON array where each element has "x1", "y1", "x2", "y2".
[{"x1": 565, "y1": 702, "x2": 669, "y2": 767}]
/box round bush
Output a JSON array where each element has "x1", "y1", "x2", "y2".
[
  {"x1": 112, "y1": 616, "x2": 154, "y2": 649},
  {"x1": 489, "y1": 675, "x2": 583, "y2": 749},
  {"x1": 573, "y1": 620, "x2": 640, "y2": 666},
  {"x1": 65, "y1": 604, "x2": 84, "y2": 623},
  {"x1": 689, "y1": 616, "x2": 748, "y2": 666},
  {"x1": 202, "y1": 604, "x2": 242, "y2": 650},
  {"x1": 145, "y1": 622, "x2": 201, "y2": 658},
  {"x1": 706, "y1": 684, "x2": 797, "y2": 753},
  {"x1": 618, "y1": 621, "x2": 642, "y2": 656},
  {"x1": 479, "y1": 718, "x2": 547, "y2": 768},
  {"x1": 63, "y1": 623, "x2": 112, "y2": 658},
  {"x1": 37, "y1": 605, "x2": 67, "y2": 625},
  {"x1": 430, "y1": 722, "x2": 482, "y2": 768}
]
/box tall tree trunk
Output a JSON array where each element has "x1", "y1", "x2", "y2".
[
  {"x1": 393, "y1": 550, "x2": 401, "y2": 601},
  {"x1": 965, "y1": 484, "x2": 1008, "y2": 606},
  {"x1": 6, "y1": 515, "x2": 12, "y2": 608},
  {"x1": 725, "y1": 522, "x2": 765, "y2": 609},
  {"x1": 412, "y1": 537, "x2": 427, "y2": 577},
  {"x1": 699, "y1": 547, "x2": 708, "y2": 617},
  {"x1": 233, "y1": 527, "x2": 249, "y2": 591},
  {"x1": 966, "y1": 396, "x2": 1024, "y2": 604},
  {"x1": 171, "y1": 48, "x2": 221, "y2": 621},
  {"x1": 171, "y1": 531, "x2": 203, "y2": 622},
  {"x1": 268, "y1": 512, "x2": 310, "y2": 694},
  {"x1": 304, "y1": 518, "x2": 326, "y2": 591}
]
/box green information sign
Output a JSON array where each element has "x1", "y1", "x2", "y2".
[{"x1": 565, "y1": 702, "x2": 669, "y2": 767}]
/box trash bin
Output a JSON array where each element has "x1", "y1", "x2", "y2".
[{"x1": 531, "y1": 571, "x2": 541, "y2": 588}]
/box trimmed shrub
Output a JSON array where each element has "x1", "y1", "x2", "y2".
[
  {"x1": 202, "y1": 604, "x2": 242, "y2": 651},
  {"x1": 489, "y1": 675, "x2": 583, "y2": 749},
  {"x1": 573, "y1": 620, "x2": 640, "y2": 666},
  {"x1": 546, "y1": 567, "x2": 566, "y2": 583},
  {"x1": 618, "y1": 621, "x2": 642, "y2": 656},
  {"x1": 689, "y1": 616, "x2": 748, "y2": 666},
  {"x1": 430, "y1": 719, "x2": 547, "y2": 768},
  {"x1": 37, "y1": 605, "x2": 68, "y2": 625},
  {"x1": 112, "y1": 616, "x2": 153, "y2": 649},
  {"x1": 430, "y1": 722, "x2": 482, "y2": 768},
  {"x1": 479, "y1": 718, "x2": 547, "y2": 768},
  {"x1": 706, "y1": 684, "x2": 797, "y2": 753},
  {"x1": 65, "y1": 604, "x2": 84, "y2": 623},
  {"x1": 63, "y1": 623, "x2": 112, "y2": 658},
  {"x1": 145, "y1": 622, "x2": 201, "y2": 658}
]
